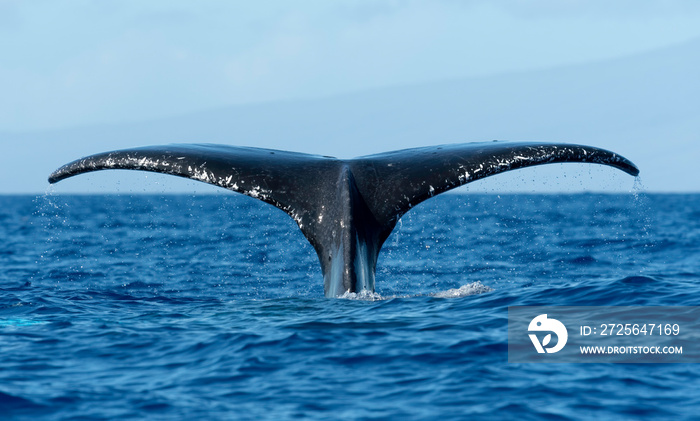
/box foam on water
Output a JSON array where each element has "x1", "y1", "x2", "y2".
[
  {"x1": 337, "y1": 281, "x2": 494, "y2": 300},
  {"x1": 431, "y1": 281, "x2": 493, "y2": 298},
  {"x1": 337, "y1": 289, "x2": 384, "y2": 301}
]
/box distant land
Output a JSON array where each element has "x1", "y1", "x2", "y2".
[{"x1": 2, "y1": 38, "x2": 698, "y2": 193}]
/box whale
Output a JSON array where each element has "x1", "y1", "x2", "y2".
[{"x1": 49, "y1": 142, "x2": 639, "y2": 297}]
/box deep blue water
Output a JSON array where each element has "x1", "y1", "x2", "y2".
[{"x1": 1, "y1": 192, "x2": 699, "y2": 420}]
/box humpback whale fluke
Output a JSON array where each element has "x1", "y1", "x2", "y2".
[{"x1": 49, "y1": 142, "x2": 639, "y2": 297}]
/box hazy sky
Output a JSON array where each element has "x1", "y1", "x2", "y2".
[
  {"x1": 2, "y1": 0, "x2": 700, "y2": 131},
  {"x1": 1, "y1": 1, "x2": 699, "y2": 194}
]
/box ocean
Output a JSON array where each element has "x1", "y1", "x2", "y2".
[{"x1": 1, "y1": 192, "x2": 699, "y2": 420}]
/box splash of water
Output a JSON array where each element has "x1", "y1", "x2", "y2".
[
  {"x1": 432, "y1": 281, "x2": 493, "y2": 298},
  {"x1": 337, "y1": 290, "x2": 384, "y2": 301},
  {"x1": 632, "y1": 175, "x2": 645, "y2": 200},
  {"x1": 337, "y1": 281, "x2": 493, "y2": 300}
]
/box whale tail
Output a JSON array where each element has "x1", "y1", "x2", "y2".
[{"x1": 49, "y1": 142, "x2": 639, "y2": 297}]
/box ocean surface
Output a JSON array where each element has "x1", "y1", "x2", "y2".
[{"x1": 1, "y1": 192, "x2": 699, "y2": 420}]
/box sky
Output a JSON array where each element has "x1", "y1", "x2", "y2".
[{"x1": 1, "y1": 1, "x2": 699, "y2": 193}]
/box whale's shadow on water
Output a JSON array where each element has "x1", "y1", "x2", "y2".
[{"x1": 49, "y1": 141, "x2": 638, "y2": 298}]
